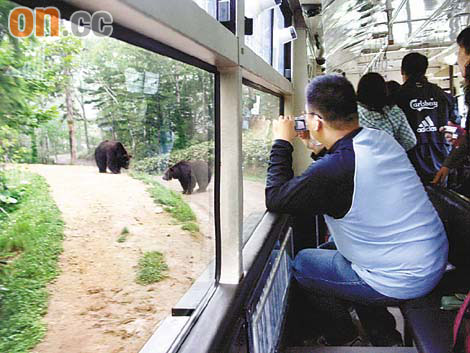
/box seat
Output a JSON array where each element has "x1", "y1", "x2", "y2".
[{"x1": 399, "y1": 187, "x2": 470, "y2": 353}]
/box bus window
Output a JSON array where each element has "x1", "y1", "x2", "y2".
[
  {"x1": 245, "y1": 9, "x2": 273, "y2": 65},
  {"x1": 241, "y1": 84, "x2": 281, "y2": 228},
  {"x1": 0, "y1": 4, "x2": 216, "y2": 352},
  {"x1": 273, "y1": 5, "x2": 286, "y2": 75},
  {"x1": 192, "y1": 0, "x2": 217, "y2": 19}
]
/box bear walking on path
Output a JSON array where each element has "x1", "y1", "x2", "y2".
[
  {"x1": 163, "y1": 160, "x2": 212, "y2": 194},
  {"x1": 95, "y1": 141, "x2": 132, "y2": 174}
]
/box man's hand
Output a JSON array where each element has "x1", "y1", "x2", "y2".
[
  {"x1": 439, "y1": 126, "x2": 456, "y2": 145},
  {"x1": 272, "y1": 116, "x2": 297, "y2": 143},
  {"x1": 297, "y1": 130, "x2": 325, "y2": 154},
  {"x1": 432, "y1": 166, "x2": 450, "y2": 185}
]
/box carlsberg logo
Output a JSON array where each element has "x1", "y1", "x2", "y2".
[{"x1": 410, "y1": 99, "x2": 438, "y2": 111}]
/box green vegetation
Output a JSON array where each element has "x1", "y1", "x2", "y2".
[
  {"x1": 0, "y1": 171, "x2": 28, "y2": 219},
  {"x1": 0, "y1": 0, "x2": 216, "y2": 165},
  {"x1": 131, "y1": 172, "x2": 199, "y2": 234},
  {"x1": 117, "y1": 227, "x2": 130, "y2": 243},
  {"x1": 0, "y1": 169, "x2": 64, "y2": 353},
  {"x1": 182, "y1": 223, "x2": 200, "y2": 233},
  {"x1": 136, "y1": 251, "x2": 169, "y2": 285},
  {"x1": 243, "y1": 172, "x2": 267, "y2": 183},
  {"x1": 133, "y1": 133, "x2": 271, "y2": 178},
  {"x1": 133, "y1": 141, "x2": 213, "y2": 175}
]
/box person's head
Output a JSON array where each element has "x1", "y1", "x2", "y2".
[
  {"x1": 305, "y1": 74, "x2": 358, "y2": 146},
  {"x1": 401, "y1": 52, "x2": 428, "y2": 82},
  {"x1": 357, "y1": 72, "x2": 387, "y2": 112},
  {"x1": 386, "y1": 80, "x2": 401, "y2": 96},
  {"x1": 457, "y1": 27, "x2": 470, "y2": 78},
  {"x1": 386, "y1": 80, "x2": 401, "y2": 106}
]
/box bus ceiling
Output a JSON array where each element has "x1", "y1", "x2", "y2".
[{"x1": 299, "y1": 0, "x2": 470, "y2": 82}]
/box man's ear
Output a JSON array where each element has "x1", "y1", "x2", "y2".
[{"x1": 313, "y1": 117, "x2": 321, "y2": 131}]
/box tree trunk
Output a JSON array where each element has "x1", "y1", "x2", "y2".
[
  {"x1": 30, "y1": 129, "x2": 38, "y2": 163},
  {"x1": 111, "y1": 116, "x2": 117, "y2": 141},
  {"x1": 65, "y1": 73, "x2": 77, "y2": 164},
  {"x1": 78, "y1": 94, "x2": 90, "y2": 152},
  {"x1": 127, "y1": 120, "x2": 136, "y2": 156},
  {"x1": 45, "y1": 135, "x2": 50, "y2": 163}
]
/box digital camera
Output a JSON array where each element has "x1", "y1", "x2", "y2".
[{"x1": 294, "y1": 116, "x2": 307, "y2": 132}]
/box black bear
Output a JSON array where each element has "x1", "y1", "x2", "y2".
[
  {"x1": 94, "y1": 140, "x2": 132, "y2": 174},
  {"x1": 163, "y1": 160, "x2": 211, "y2": 194}
]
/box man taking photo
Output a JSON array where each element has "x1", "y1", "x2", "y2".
[{"x1": 265, "y1": 74, "x2": 448, "y2": 346}]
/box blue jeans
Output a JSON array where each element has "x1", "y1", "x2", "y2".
[{"x1": 293, "y1": 248, "x2": 404, "y2": 345}]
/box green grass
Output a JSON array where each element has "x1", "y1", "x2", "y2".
[
  {"x1": 136, "y1": 251, "x2": 169, "y2": 285},
  {"x1": 117, "y1": 227, "x2": 129, "y2": 242},
  {"x1": 182, "y1": 223, "x2": 200, "y2": 233},
  {"x1": 243, "y1": 173, "x2": 266, "y2": 183},
  {"x1": 131, "y1": 172, "x2": 199, "y2": 235},
  {"x1": 0, "y1": 170, "x2": 64, "y2": 353}
]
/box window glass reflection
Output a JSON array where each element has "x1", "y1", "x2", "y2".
[
  {"x1": 0, "y1": 6, "x2": 216, "y2": 352},
  {"x1": 273, "y1": 6, "x2": 285, "y2": 74},
  {"x1": 245, "y1": 10, "x2": 273, "y2": 65},
  {"x1": 242, "y1": 85, "x2": 281, "y2": 224},
  {"x1": 192, "y1": 0, "x2": 217, "y2": 18}
]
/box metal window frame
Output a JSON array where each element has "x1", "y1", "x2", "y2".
[
  {"x1": 242, "y1": 78, "x2": 285, "y2": 116},
  {"x1": 10, "y1": 2, "x2": 297, "y2": 352},
  {"x1": 281, "y1": 0, "x2": 293, "y2": 80},
  {"x1": 15, "y1": 0, "x2": 223, "y2": 319},
  {"x1": 217, "y1": 0, "x2": 236, "y2": 33}
]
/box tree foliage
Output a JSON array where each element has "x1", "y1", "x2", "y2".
[{"x1": 0, "y1": 0, "x2": 282, "y2": 169}]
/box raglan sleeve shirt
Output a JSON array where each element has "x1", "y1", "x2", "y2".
[{"x1": 265, "y1": 137, "x2": 355, "y2": 219}]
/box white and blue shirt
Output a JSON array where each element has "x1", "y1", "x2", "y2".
[{"x1": 266, "y1": 127, "x2": 448, "y2": 299}]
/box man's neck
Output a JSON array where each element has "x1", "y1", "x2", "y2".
[{"x1": 324, "y1": 126, "x2": 359, "y2": 150}]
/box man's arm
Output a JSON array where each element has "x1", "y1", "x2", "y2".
[
  {"x1": 443, "y1": 139, "x2": 469, "y2": 169},
  {"x1": 433, "y1": 138, "x2": 469, "y2": 185},
  {"x1": 265, "y1": 140, "x2": 352, "y2": 217}
]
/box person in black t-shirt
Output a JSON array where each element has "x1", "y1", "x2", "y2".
[
  {"x1": 395, "y1": 53, "x2": 454, "y2": 184},
  {"x1": 433, "y1": 27, "x2": 470, "y2": 195}
]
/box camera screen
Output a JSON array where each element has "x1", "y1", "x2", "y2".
[{"x1": 295, "y1": 119, "x2": 306, "y2": 131}]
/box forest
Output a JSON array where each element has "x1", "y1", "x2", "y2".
[
  {"x1": 0, "y1": 4, "x2": 214, "y2": 166},
  {"x1": 0, "y1": 2, "x2": 281, "y2": 350},
  {"x1": 0, "y1": 0, "x2": 282, "y2": 180}
]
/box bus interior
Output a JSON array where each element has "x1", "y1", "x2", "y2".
[{"x1": 5, "y1": 0, "x2": 470, "y2": 352}]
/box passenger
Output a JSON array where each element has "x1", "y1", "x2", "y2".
[
  {"x1": 433, "y1": 27, "x2": 470, "y2": 194},
  {"x1": 385, "y1": 80, "x2": 401, "y2": 106},
  {"x1": 265, "y1": 75, "x2": 448, "y2": 347},
  {"x1": 357, "y1": 72, "x2": 416, "y2": 151},
  {"x1": 395, "y1": 52, "x2": 454, "y2": 184}
]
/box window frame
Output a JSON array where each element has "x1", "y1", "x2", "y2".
[
  {"x1": 12, "y1": 0, "x2": 296, "y2": 351},
  {"x1": 244, "y1": 0, "x2": 293, "y2": 79},
  {"x1": 217, "y1": 0, "x2": 236, "y2": 33},
  {"x1": 14, "y1": 0, "x2": 223, "y2": 347},
  {"x1": 242, "y1": 78, "x2": 285, "y2": 116}
]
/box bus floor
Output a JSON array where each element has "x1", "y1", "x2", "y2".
[{"x1": 280, "y1": 289, "x2": 415, "y2": 352}]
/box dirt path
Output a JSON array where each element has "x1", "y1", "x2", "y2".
[
  {"x1": 25, "y1": 164, "x2": 210, "y2": 353},
  {"x1": 161, "y1": 176, "x2": 267, "y2": 237}
]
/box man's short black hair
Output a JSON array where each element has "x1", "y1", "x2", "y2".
[
  {"x1": 457, "y1": 27, "x2": 470, "y2": 55},
  {"x1": 306, "y1": 74, "x2": 358, "y2": 129},
  {"x1": 357, "y1": 72, "x2": 388, "y2": 112},
  {"x1": 401, "y1": 52, "x2": 428, "y2": 78}
]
